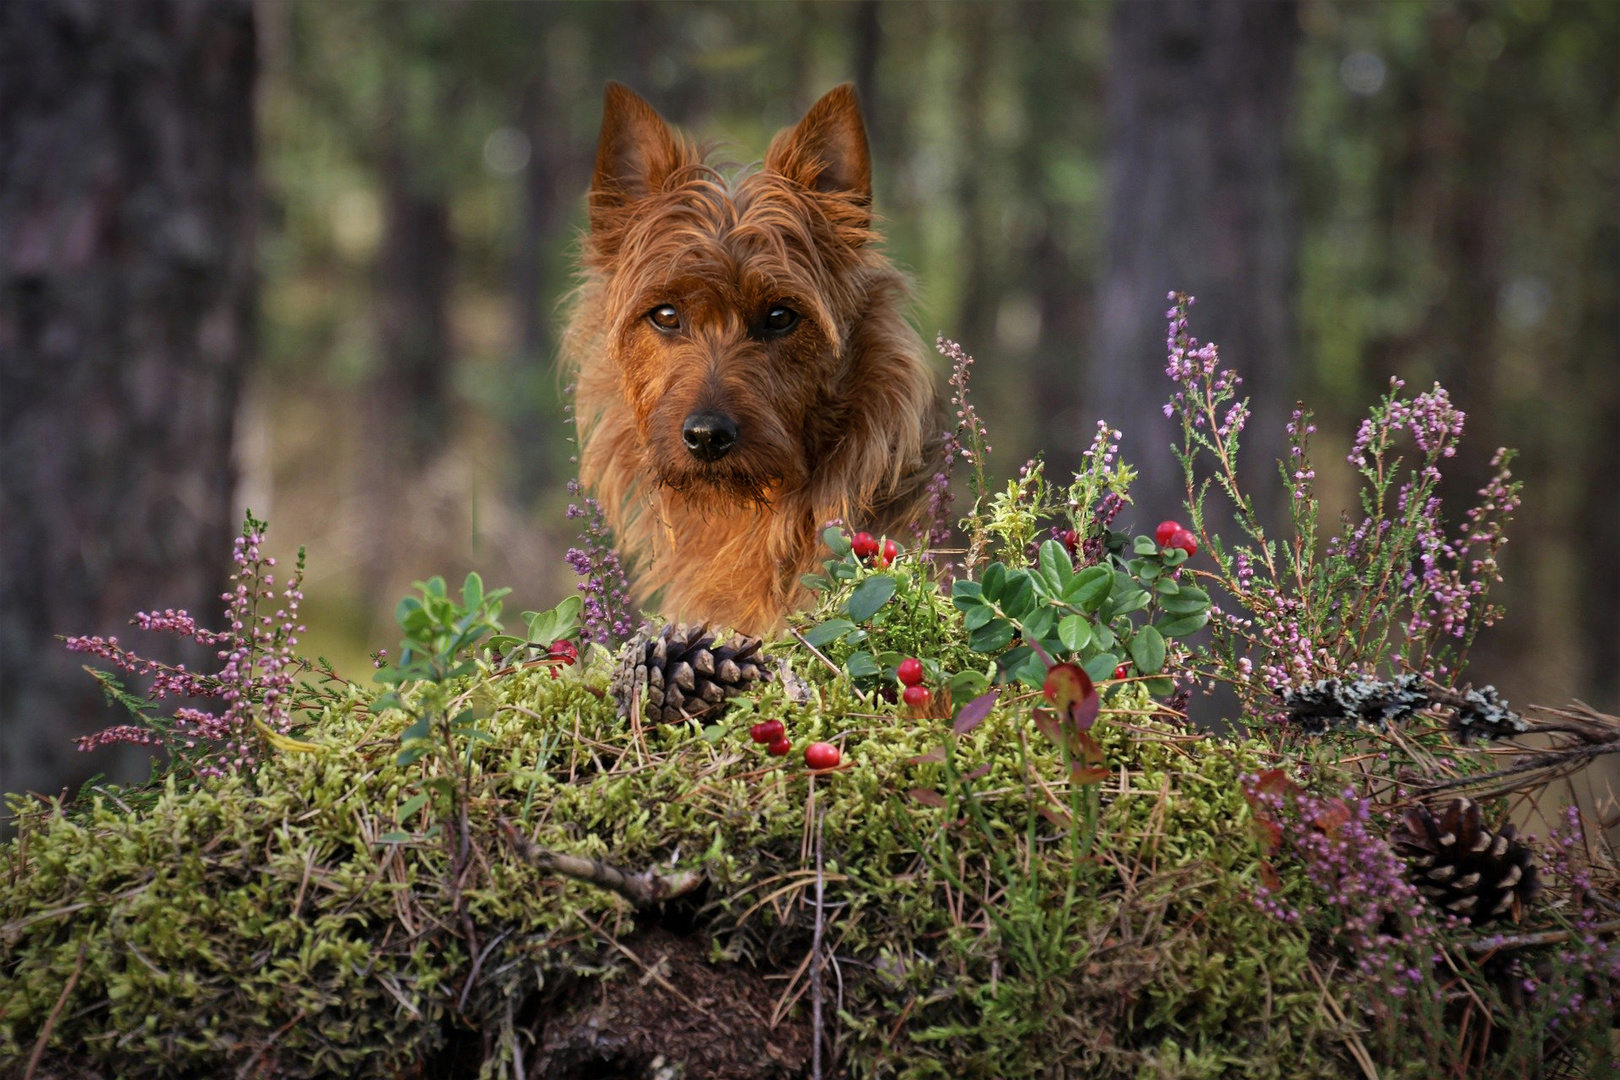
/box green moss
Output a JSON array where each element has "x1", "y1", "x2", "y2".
[{"x1": 2, "y1": 654, "x2": 1345, "y2": 1078}]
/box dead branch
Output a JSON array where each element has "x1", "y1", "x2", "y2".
[
  {"x1": 1412, "y1": 701, "x2": 1620, "y2": 800},
  {"x1": 1464, "y1": 917, "x2": 1620, "y2": 956},
  {"x1": 497, "y1": 818, "x2": 704, "y2": 907}
]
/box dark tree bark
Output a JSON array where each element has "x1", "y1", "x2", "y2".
[
  {"x1": 850, "y1": 0, "x2": 883, "y2": 146},
  {"x1": 1089, "y1": 0, "x2": 1300, "y2": 534},
  {"x1": 0, "y1": 0, "x2": 257, "y2": 800}
]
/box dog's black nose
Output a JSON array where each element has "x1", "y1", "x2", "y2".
[{"x1": 682, "y1": 412, "x2": 738, "y2": 461}]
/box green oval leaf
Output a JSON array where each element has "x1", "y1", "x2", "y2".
[
  {"x1": 1022, "y1": 605, "x2": 1056, "y2": 644},
  {"x1": 845, "y1": 651, "x2": 880, "y2": 679},
  {"x1": 1000, "y1": 573, "x2": 1036, "y2": 619},
  {"x1": 981, "y1": 561, "x2": 1008, "y2": 602},
  {"x1": 1160, "y1": 587, "x2": 1210, "y2": 614},
  {"x1": 1129, "y1": 624, "x2": 1166, "y2": 675},
  {"x1": 1082, "y1": 652, "x2": 1120, "y2": 684},
  {"x1": 1156, "y1": 609, "x2": 1210, "y2": 638},
  {"x1": 846, "y1": 574, "x2": 897, "y2": 622},
  {"x1": 1064, "y1": 566, "x2": 1113, "y2": 610},
  {"x1": 822, "y1": 526, "x2": 852, "y2": 557},
  {"x1": 964, "y1": 604, "x2": 995, "y2": 631},
  {"x1": 969, "y1": 618, "x2": 1015, "y2": 653},
  {"x1": 803, "y1": 619, "x2": 856, "y2": 648},
  {"x1": 1058, "y1": 614, "x2": 1092, "y2": 653}
]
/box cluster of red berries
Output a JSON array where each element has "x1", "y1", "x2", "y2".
[
  {"x1": 1154, "y1": 519, "x2": 1198, "y2": 558},
  {"x1": 749, "y1": 720, "x2": 843, "y2": 770},
  {"x1": 897, "y1": 656, "x2": 930, "y2": 708},
  {"x1": 547, "y1": 638, "x2": 579, "y2": 677},
  {"x1": 851, "y1": 531, "x2": 900, "y2": 569}
]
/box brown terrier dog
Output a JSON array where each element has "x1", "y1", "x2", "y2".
[{"x1": 563, "y1": 83, "x2": 942, "y2": 633}]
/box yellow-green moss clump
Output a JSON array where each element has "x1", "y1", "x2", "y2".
[{"x1": 2, "y1": 652, "x2": 1346, "y2": 1079}]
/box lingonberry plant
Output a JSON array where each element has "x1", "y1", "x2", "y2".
[
  {"x1": 65, "y1": 511, "x2": 325, "y2": 777},
  {"x1": 1161, "y1": 292, "x2": 1520, "y2": 724}
]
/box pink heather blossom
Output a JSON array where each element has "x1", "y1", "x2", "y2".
[{"x1": 71, "y1": 519, "x2": 307, "y2": 777}]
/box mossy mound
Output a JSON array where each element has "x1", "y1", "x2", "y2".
[{"x1": 2, "y1": 653, "x2": 1343, "y2": 1078}]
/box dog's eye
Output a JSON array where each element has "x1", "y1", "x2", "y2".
[
  {"x1": 763, "y1": 306, "x2": 799, "y2": 334},
  {"x1": 647, "y1": 305, "x2": 681, "y2": 331}
]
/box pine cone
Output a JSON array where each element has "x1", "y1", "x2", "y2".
[
  {"x1": 1391, "y1": 797, "x2": 1539, "y2": 924},
  {"x1": 609, "y1": 622, "x2": 767, "y2": 724}
]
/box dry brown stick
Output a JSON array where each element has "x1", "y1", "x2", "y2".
[
  {"x1": 1464, "y1": 917, "x2": 1620, "y2": 956},
  {"x1": 789, "y1": 627, "x2": 842, "y2": 677},
  {"x1": 498, "y1": 818, "x2": 704, "y2": 907},
  {"x1": 1416, "y1": 741, "x2": 1620, "y2": 796},
  {"x1": 23, "y1": 945, "x2": 84, "y2": 1080},
  {"x1": 1306, "y1": 958, "x2": 1379, "y2": 1080},
  {"x1": 811, "y1": 804, "x2": 826, "y2": 1080}
]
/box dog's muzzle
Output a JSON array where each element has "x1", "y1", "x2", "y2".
[{"x1": 681, "y1": 411, "x2": 738, "y2": 462}]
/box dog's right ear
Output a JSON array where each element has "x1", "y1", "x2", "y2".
[{"x1": 590, "y1": 83, "x2": 690, "y2": 231}]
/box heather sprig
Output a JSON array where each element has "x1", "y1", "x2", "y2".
[
  {"x1": 1161, "y1": 293, "x2": 1520, "y2": 722},
  {"x1": 936, "y1": 336, "x2": 991, "y2": 504},
  {"x1": 1245, "y1": 775, "x2": 1442, "y2": 993},
  {"x1": 565, "y1": 478, "x2": 635, "y2": 647},
  {"x1": 66, "y1": 511, "x2": 312, "y2": 777}
]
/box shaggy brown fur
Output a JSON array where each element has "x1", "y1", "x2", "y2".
[{"x1": 563, "y1": 83, "x2": 942, "y2": 633}]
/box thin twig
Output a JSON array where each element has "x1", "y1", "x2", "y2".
[
  {"x1": 790, "y1": 627, "x2": 842, "y2": 677},
  {"x1": 1464, "y1": 917, "x2": 1620, "y2": 956},
  {"x1": 23, "y1": 944, "x2": 84, "y2": 1080},
  {"x1": 811, "y1": 803, "x2": 826, "y2": 1080},
  {"x1": 498, "y1": 818, "x2": 704, "y2": 906}
]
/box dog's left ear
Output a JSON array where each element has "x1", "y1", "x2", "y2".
[{"x1": 765, "y1": 84, "x2": 872, "y2": 223}]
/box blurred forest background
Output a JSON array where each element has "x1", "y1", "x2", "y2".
[{"x1": 2, "y1": 0, "x2": 1616, "y2": 807}]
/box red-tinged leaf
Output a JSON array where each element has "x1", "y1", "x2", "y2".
[
  {"x1": 906, "y1": 747, "x2": 947, "y2": 765},
  {"x1": 1074, "y1": 730, "x2": 1105, "y2": 766},
  {"x1": 1042, "y1": 662, "x2": 1099, "y2": 733},
  {"x1": 1038, "y1": 804, "x2": 1073, "y2": 828},
  {"x1": 1259, "y1": 861, "x2": 1282, "y2": 892},
  {"x1": 1071, "y1": 765, "x2": 1111, "y2": 785},
  {"x1": 1252, "y1": 768, "x2": 1295, "y2": 798},
  {"x1": 909, "y1": 789, "x2": 947, "y2": 808},
  {"x1": 953, "y1": 689, "x2": 1000, "y2": 735},
  {"x1": 1251, "y1": 816, "x2": 1283, "y2": 855},
  {"x1": 1032, "y1": 707, "x2": 1062, "y2": 745},
  {"x1": 1313, "y1": 797, "x2": 1352, "y2": 836},
  {"x1": 961, "y1": 762, "x2": 991, "y2": 782}
]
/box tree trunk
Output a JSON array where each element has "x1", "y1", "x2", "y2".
[
  {"x1": 0, "y1": 0, "x2": 257, "y2": 801},
  {"x1": 1090, "y1": 0, "x2": 1299, "y2": 534}
]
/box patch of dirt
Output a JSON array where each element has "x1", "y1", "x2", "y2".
[{"x1": 530, "y1": 927, "x2": 812, "y2": 1080}]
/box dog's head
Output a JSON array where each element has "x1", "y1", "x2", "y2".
[{"x1": 583, "y1": 83, "x2": 878, "y2": 506}]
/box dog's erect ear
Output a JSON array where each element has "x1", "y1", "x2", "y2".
[
  {"x1": 765, "y1": 84, "x2": 872, "y2": 215},
  {"x1": 590, "y1": 83, "x2": 691, "y2": 230}
]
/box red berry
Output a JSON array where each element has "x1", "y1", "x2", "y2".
[
  {"x1": 767, "y1": 736, "x2": 793, "y2": 757},
  {"x1": 902, "y1": 685, "x2": 929, "y2": 708},
  {"x1": 897, "y1": 658, "x2": 924, "y2": 686},
  {"x1": 1113, "y1": 664, "x2": 1130, "y2": 680},
  {"x1": 804, "y1": 741, "x2": 841, "y2": 770},
  {"x1": 1167, "y1": 528, "x2": 1198, "y2": 557},
  {"x1": 750, "y1": 719, "x2": 785, "y2": 745},
  {"x1": 851, "y1": 531, "x2": 878, "y2": 559},
  {"x1": 874, "y1": 538, "x2": 899, "y2": 568},
  {"x1": 1060, "y1": 528, "x2": 1080, "y2": 553},
  {"x1": 548, "y1": 639, "x2": 578, "y2": 665},
  {"x1": 1154, "y1": 520, "x2": 1182, "y2": 548}
]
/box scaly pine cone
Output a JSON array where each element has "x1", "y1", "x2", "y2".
[
  {"x1": 609, "y1": 622, "x2": 766, "y2": 724},
  {"x1": 1391, "y1": 797, "x2": 1539, "y2": 924}
]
